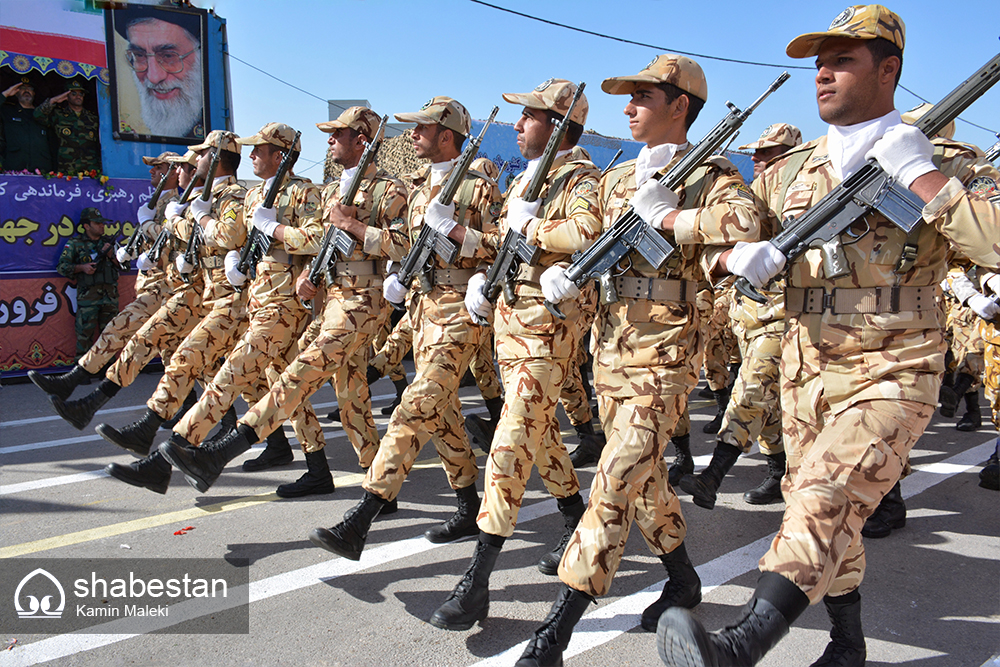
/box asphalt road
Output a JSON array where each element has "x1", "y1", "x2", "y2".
[{"x1": 1, "y1": 366, "x2": 997, "y2": 667}]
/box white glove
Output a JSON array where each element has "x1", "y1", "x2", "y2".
[
  {"x1": 969, "y1": 293, "x2": 1000, "y2": 320},
  {"x1": 506, "y1": 196, "x2": 541, "y2": 235},
  {"x1": 983, "y1": 273, "x2": 1000, "y2": 295},
  {"x1": 424, "y1": 198, "x2": 457, "y2": 235},
  {"x1": 175, "y1": 254, "x2": 195, "y2": 274},
  {"x1": 136, "y1": 252, "x2": 156, "y2": 272},
  {"x1": 165, "y1": 201, "x2": 187, "y2": 220},
  {"x1": 631, "y1": 180, "x2": 679, "y2": 230},
  {"x1": 540, "y1": 265, "x2": 580, "y2": 303},
  {"x1": 865, "y1": 124, "x2": 937, "y2": 188},
  {"x1": 727, "y1": 241, "x2": 786, "y2": 289},
  {"x1": 225, "y1": 249, "x2": 246, "y2": 287},
  {"x1": 252, "y1": 205, "x2": 280, "y2": 237},
  {"x1": 189, "y1": 197, "x2": 211, "y2": 221},
  {"x1": 465, "y1": 272, "x2": 492, "y2": 320},
  {"x1": 136, "y1": 204, "x2": 155, "y2": 225},
  {"x1": 940, "y1": 278, "x2": 951, "y2": 293},
  {"x1": 116, "y1": 246, "x2": 132, "y2": 264},
  {"x1": 383, "y1": 273, "x2": 408, "y2": 304}
]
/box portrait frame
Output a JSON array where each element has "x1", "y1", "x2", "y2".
[{"x1": 104, "y1": 3, "x2": 209, "y2": 144}]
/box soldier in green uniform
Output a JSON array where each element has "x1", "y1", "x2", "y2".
[
  {"x1": 34, "y1": 79, "x2": 100, "y2": 175},
  {"x1": 56, "y1": 207, "x2": 122, "y2": 359},
  {"x1": 1, "y1": 77, "x2": 53, "y2": 172}
]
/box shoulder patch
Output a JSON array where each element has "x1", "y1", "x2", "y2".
[
  {"x1": 728, "y1": 182, "x2": 755, "y2": 201},
  {"x1": 573, "y1": 181, "x2": 595, "y2": 197},
  {"x1": 969, "y1": 176, "x2": 998, "y2": 197},
  {"x1": 489, "y1": 201, "x2": 503, "y2": 218},
  {"x1": 303, "y1": 201, "x2": 319, "y2": 215}
]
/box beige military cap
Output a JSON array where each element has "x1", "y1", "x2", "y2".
[
  {"x1": 786, "y1": 4, "x2": 905, "y2": 59},
  {"x1": 188, "y1": 130, "x2": 241, "y2": 154},
  {"x1": 502, "y1": 78, "x2": 588, "y2": 126},
  {"x1": 394, "y1": 96, "x2": 471, "y2": 137},
  {"x1": 141, "y1": 150, "x2": 181, "y2": 166},
  {"x1": 167, "y1": 150, "x2": 198, "y2": 166},
  {"x1": 738, "y1": 123, "x2": 803, "y2": 151},
  {"x1": 901, "y1": 102, "x2": 955, "y2": 139},
  {"x1": 601, "y1": 54, "x2": 708, "y2": 103},
  {"x1": 237, "y1": 122, "x2": 302, "y2": 152},
  {"x1": 316, "y1": 106, "x2": 384, "y2": 141}
]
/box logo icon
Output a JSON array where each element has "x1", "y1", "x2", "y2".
[{"x1": 14, "y1": 568, "x2": 66, "y2": 619}]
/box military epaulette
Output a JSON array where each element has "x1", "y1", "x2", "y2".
[{"x1": 930, "y1": 136, "x2": 981, "y2": 159}]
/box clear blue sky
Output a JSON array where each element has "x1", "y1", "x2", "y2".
[{"x1": 212, "y1": 0, "x2": 1000, "y2": 181}]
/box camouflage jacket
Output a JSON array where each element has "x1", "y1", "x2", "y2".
[
  {"x1": 34, "y1": 102, "x2": 100, "y2": 175},
  {"x1": 489, "y1": 154, "x2": 602, "y2": 359},
  {"x1": 244, "y1": 174, "x2": 323, "y2": 310},
  {"x1": 592, "y1": 151, "x2": 760, "y2": 397},
  {"x1": 754, "y1": 134, "x2": 1000, "y2": 414},
  {"x1": 56, "y1": 233, "x2": 121, "y2": 295}
]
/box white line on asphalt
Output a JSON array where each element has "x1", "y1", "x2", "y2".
[{"x1": 0, "y1": 469, "x2": 110, "y2": 495}]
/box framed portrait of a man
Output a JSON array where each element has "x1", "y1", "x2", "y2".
[{"x1": 105, "y1": 3, "x2": 209, "y2": 143}]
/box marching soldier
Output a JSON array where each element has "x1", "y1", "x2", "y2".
[
  {"x1": 519, "y1": 55, "x2": 761, "y2": 665},
  {"x1": 977, "y1": 271, "x2": 1000, "y2": 490},
  {"x1": 156, "y1": 123, "x2": 326, "y2": 493},
  {"x1": 658, "y1": 6, "x2": 1000, "y2": 665},
  {"x1": 307, "y1": 96, "x2": 502, "y2": 559},
  {"x1": 428, "y1": 78, "x2": 602, "y2": 631}
]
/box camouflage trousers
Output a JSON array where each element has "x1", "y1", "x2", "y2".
[
  {"x1": 106, "y1": 286, "x2": 205, "y2": 388},
  {"x1": 175, "y1": 300, "x2": 319, "y2": 447},
  {"x1": 147, "y1": 295, "x2": 249, "y2": 422},
  {"x1": 982, "y1": 323, "x2": 1000, "y2": 428},
  {"x1": 364, "y1": 323, "x2": 484, "y2": 501},
  {"x1": 559, "y1": 392, "x2": 688, "y2": 597},
  {"x1": 372, "y1": 310, "x2": 406, "y2": 382},
  {"x1": 78, "y1": 284, "x2": 167, "y2": 375},
  {"x1": 561, "y1": 359, "x2": 594, "y2": 428},
  {"x1": 718, "y1": 329, "x2": 783, "y2": 455},
  {"x1": 760, "y1": 399, "x2": 933, "y2": 602},
  {"x1": 701, "y1": 286, "x2": 738, "y2": 391},
  {"x1": 242, "y1": 289, "x2": 387, "y2": 460},
  {"x1": 946, "y1": 301, "x2": 985, "y2": 385},
  {"x1": 477, "y1": 354, "x2": 581, "y2": 537},
  {"x1": 75, "y1": 288, "x2": 119, "y2": 359}
]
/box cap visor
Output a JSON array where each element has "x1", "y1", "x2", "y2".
[
  {"x1": 316, "y1": 120, "x2": 347, "y2": 133},
  {"x1": 393, "y1": 111, "x2": 436, "y2": 125},
  {"x1": 600, "y1": 75, "x2": 661, "y2": 95}
]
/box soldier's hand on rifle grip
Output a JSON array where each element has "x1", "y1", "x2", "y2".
[
  {"x1": 540, "y1": 265, "x2": 579, "y2": 305},
  {"x1": 864, "y1": 124, "x2": 937, "y2": 189},
  {"x1": 328, "y1": 202, "x2": 362, "y2": 238},
  {"x1": 296, "y1": 271, "x2": 317, "y2": 301},
  {"x1": 225, "y1": 250, "x2": 246, "y2": 287},
  {"x1": 137, "y1": 252, "x2": 156, "y2": 272},
  {"x1": 252, "y1": 206, "x2": 279, "y2": 237},
  {"x1": 726, "y1": 240, "x2": 785, "y2": 290},
  {"x1": 165, "y1": 201, "x2": 187, "y2": 220},
  {"x1": 137, "y1": 204, "x2": 155, "y2": 225},
  {"x1": 465, "y1": 272, "x2": 492, "y2": 324},
  {"x1": 383, "y1": 273, "x2": 408, "y2": 305},
  {"x1": 115, "y1": 247, "x2": 132, "y2": 264},
  {"x1": 176, "y1": 254, "x2": 195, "y2": 275},
  {"x1": 424, "y1": 198, "x2": 458, "y2": 235},
  {"x1": 506, "y1": 197, "x2": 541, "y2": 235},
  {"x1": 189, "y1": 197, "x2": 211, "y2": 223},
  {"x1": 969, "y1": 292, "x2": 1000, "y2": 320},
  {"x1": 631, "y1": 180, "x2": 679, "y2": 230}
]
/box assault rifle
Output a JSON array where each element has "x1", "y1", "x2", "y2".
[
  {"x1": 602, "y1": 148, "x2": 623, "y2": 176},
  {"x1": 495, "y1": 161, "x2": 508, "y2": 188},
  {"x1": 147, "y1": 228, "x2": 170, "y2": 263},
  {"x1": 472, "y1": 83, "x2": 585, "y2": 326},
  {"x1": 985, "y1": 133, "x2": 1000, "y2": 163},
  {"x1": 181, "y1": 149, "x2": 220, "y2": 282},
  {"x1": 308, "y1": 116, "x2": 388, "y2": 290},
  {"x1": 148, "y1": 172, "x2": 169, "y2": 208},
  {"x1": 236, "y1": 131, "x2": 302, "y2": 284},
  {"x1": 735, "y1": 52, "x2": 1000, "y2": 303},
  {"x1": 544, "y1": 72, "x2": 790, "y2": 318},
  {"x1": 391, "y1": 107, "x2": 499, "y2": 311},
  {"x1": 123, "y1": 172, "x2": 168, "y2": 257}
]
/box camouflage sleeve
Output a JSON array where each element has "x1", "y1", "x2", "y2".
[
  {"x1": 204, "y1": 187, "x2": 247, "y2": 251},
  {"x1": 280, "y1": 180, "x2": 324, "y2": 255},
  {"x1": 56, "y1": 239, "x2": 81, "y2": 278},
  {"x1": 528, "y1": 166, "x2": 603, "y2": 254},
  {"x1": 361, "y1": 178, "x2": 410, "y2": 261},
  {"x1": 33, "y1": 101, "x2": 55, "y2": 128},
  {"x1": 750, "y1": 166, "x2": 783, "y2": 242},
  {"x1": 672, "y1": 165, "x2": 760, "y2": 247},
  {"x1": 458, "y1": 176, "x2": 502, "y2": 260},
  {"x1": 925, "y1": 147, "x2": 1000, "y2": 271},
  {"x1": 172, "y1": 210, "x2": 194, "y2": 243}
]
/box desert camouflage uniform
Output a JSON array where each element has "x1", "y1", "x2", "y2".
[
  {"x1": 364, "y1": 163, "x2": 502, "y2": 501},
  {"x1": 943, "y1": 263, "x2": 985, "y2": 385},
  {"x1": 753, "y1": 134, "x2": 1000, "y2": 602},
  {"x1": 146, "y1": 176, "x2": 250, "y2": 421},
  {"x1": 700, "y1": 282, "x2": 737, "y2": 392},
  {"x1": 477, "y1": 153, "x2": 602, "y2": 536},
  {"x1": 370, "y1": 301, "x2": 413, "y2": 381},
  {"x1": 559, "y1": 153, "x2": 760, "y2": 596},
  {"x1": 980, "y1": 308, "x2": 1000, "y2": 428},
  {"x1": 560, "y1": 308, "x2": 598, "y2": 429},
  {"x1": 174, "y1": 174, "x2": 324, "y2": 446},
  {"x1": 240, "y1": 164, "x2": 409, "y2": 460}
]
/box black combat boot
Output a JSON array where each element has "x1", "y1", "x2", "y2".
[
  {"x1": 161, "y1": 389, "x2": 197, "y2": 429},
  {"x1": 641, "y1": 542, "x2": 701, "y2": 632},
  {"x1": 327, "y1": 407, "x2": 342, "y2": 422},
  {"x1": 28, "y1": 364, "x2": 94, "y2": 401},
  {"x1": 465, "y1": 396, "x2": 503, "y2": 449},
  {"x1": 861, "y1": 481, "x2": 905, "y2": 539},
  {"x1": 809, "y1": 590, "x2": 866, "y2": 667},
  {"x1": 656, "y1": 571, "x2": 809, "y2": 667},
  {"x1": 429, "y1": 532, "x2": 505, "y2": 630},
  {"x1": 361, "y1": 467, "x2": 398, "y2": 516},
  {"x1": 697, "y1": 385, "x2": 716, "y2": 400},
  {"x1": 242, "y1": 425, "x2": 294, "y2": 471},
  {"x1": 568, "y1": 421, "x2": 606, "y2": 468},
  {"x1": 96, "y1": 408, "x2": 165, "y2": 456},
  {"x1": 743, "y1": 451, "x2": 787, "y2": 505},
  {"x1": 702, "y1": 387, "x2": 731, "y2": 435},
  {"x1": 276, "y1": 449, "x2": 335, "y2": 498},
  {"x1": 939, "y1": 371, "x2": 974, "y2": 418},
  {"x1": 159, "y1": 425, "x2": 255, "y2": 493},
  {"x1": 381, "y1": 377, "x2": 409, "y2": 416},
  {"x1": 980, "y1": 439, "x2": 999, "y2": 491},
  {"x1": 425, "y1": 484, "x2": 480, "y2": 543},
  {"x1": 956, "y1": 390, "x2": 982, "y2": 431},
  {"x1": 105, "y1": 450, "x2": 172, "y2": 495},
  {"x1": 515, "y1": 584, "x2": 596, "y2": 666},
  {"x1": 667, "y1": 434, "x2": 694, "y2": 487},
  {"x1": 538, "y1": 493, "x2": 585, "y2": 575},
  {"x1": 679, "y1": 443, "x2": 741, "y2": 510},
  {"x1": 204, "y1": 406, "x2": 238, "y2": 446},
  {"x1": 308, "y1": 490, "x2": 388, "y2": 560},
  {"x1": 50, "y1": 379, "x2": 119, "y2": 430},
  {"x1": 641, "y1": 542, "x2": 703, "y2": 632}
]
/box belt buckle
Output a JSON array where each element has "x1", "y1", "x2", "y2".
[{"x1": 822, "y1": 290, "x2": 836, "y2": 313}]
